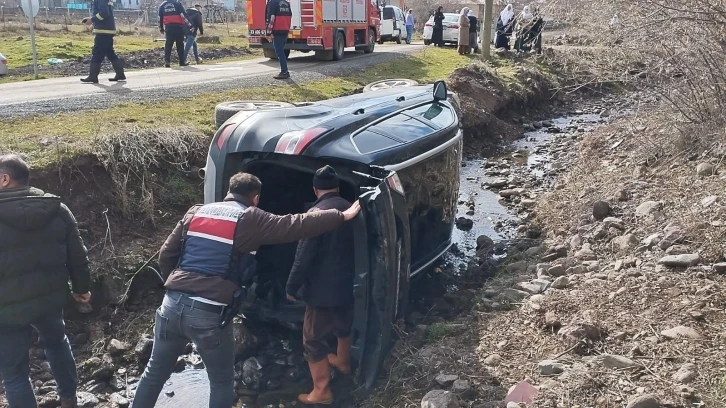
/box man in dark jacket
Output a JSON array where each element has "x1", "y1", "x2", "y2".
[
  {"x1": 265, "y1": 0, "x2": 292, "y2": 79},
  {"x1": 286, "y1": 166, "x2": 355, "y2": 405},
  {"x1": 159, "y1": 0, "x2": 191, "y2": 67},
  {"x1": 0, "y1": 154, "x2": 92, "y2": 408},
  {"x1": 183, "y1": 4, "x2": 204, "y2": 64},
  {"x1": 80, "y1": 0, "x2": 126, "y2": 83},
  {"x1": 131, "y1": 172, "x2": 360, "y2": 408}
]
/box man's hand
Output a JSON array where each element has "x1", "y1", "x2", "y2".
[
  {"x1": 82, "y1": 17, "x2": 92, "y2": 26},
  {"x1": 72, "y1": 292, "x2": 92, "y2": 303},
  {"x1": 343, "y1": 201, "x2": 361, "y2": 221},
  {"x1": 160, "y1": 28, "x2": 165, "y2": 34},
  {"x1": 286, "y1": 294, "x2": 297, "y2": 302}
]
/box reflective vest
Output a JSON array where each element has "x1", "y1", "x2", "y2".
[
  {"x1": 159, "y1": 0, "x2": 188, "y2": 27},
  {"x1": 268, "y1": 0, "x2": 292, "y2": 34},
  {"x1": 178, "y1": 201, "x2": 256, "y2": 287}
]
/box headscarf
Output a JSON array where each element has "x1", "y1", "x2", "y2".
[
  {"x1": 468, "y1": 10, "x2": 475, "y2": 17},
  {"x1": 500, "y1": 4, "x2": 514, "y2": 25},
  {"x1": 521, "y1": 5, "x2": 533, "y2": 20},
  {"x1": 460, "y1": 7, "x2": 470, "y2": 16}
]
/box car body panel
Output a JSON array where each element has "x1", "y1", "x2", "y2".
[
  {"x1": 423, "y1": 13, "x2": 460, "y2": 43},
  {"x1": 379, "y1": 5, "x2": 404, "y2": 41},
  {"x1": 0, "y1": 53, "x2": 8, "y2": 76}
]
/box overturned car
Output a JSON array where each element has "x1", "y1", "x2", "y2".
[{"x1": 201, "y1": 81, "x2": 463, "y2": 388}]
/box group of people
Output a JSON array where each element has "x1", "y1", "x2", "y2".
[
  {"x1": 495, "y1": 3, "x2": 543, "y2": 53},
  {"x1": 429, "y1": 6, "x2": 480, "y2": 54},
  {"x1": 80, "y1": 0, "x2": 205, "y2": 83},
  {"x1": 0, "y1": 153, "x2": 362, "y2": 407}
]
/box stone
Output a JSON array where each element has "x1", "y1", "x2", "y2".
[
  {"x1": 233, "y1": 317, "x2": 259, "y2": 357},
  {"x1": 635, "y1": 201, "x2": 663, "y2": 217},
  {"x1": 489, "y1": 178, "x2": 508, "y2": 188},
  {"x1": 696, "y1": 162, "x2": 715, "y2": 177},
  {"x1": 677, "y1": 385, "x2": 696, "y2": 398},
  {"x1": 435, "y1": 374, "x2": 459, "y2": 387},
  {"x1": 661, "y1": 326, "x2": 705, "y2": 340},
  {"x1": 592, "y1": 200, "x2": 610, "y2": 220},
  {"x1": 547, "y1": 265, "x2": 566, "y2": 277},
  {"x1": 614, "y1": 234, "x2": 638, "y2": 250},
  {"x1": 504, "y1": 381, "x2": 538, "y2": 404},
  {"x1": 455, "y1": 217, "x2": 474, "y2": 230},
  {"x1": 569, "y1": 234, "x2": 583, "y2": 249},
  {"x1": 421, "y1": 390, "x2": 460, "y2": 408},
  {"x1": 538, "y1": 360, "x2": 565, "y2": 376},
  {"x1": 559, "y1": 323, "x2": 603, "y2": 348},
  {"x1": 521, "y1": 199, "x2": 537, "y2": 208},
  {"x1": 665, "y1": 245, "x2": 690, "y2": 255},
  {"x1": 107, "y1": 339, "x2": 129, "y2": 357},
  {"x1": 452, "y1": 379, "x2": 474, "y2": 398},
  {"x1": 500, "y1": 289, "x2": 531, "y2": 302},
  {"x1": 76, "y1": 392, "x2": 99, "y2": 407},
  {"x1": 483, "y1": 354, "x2": 502, "y2": 366},
  {"x1": 90, "y1": 365, "x2": 115, "y2": 382},
  {"x1": 109, "y1": 393, "x2": 130, "y2": 408},
  {"x1": 713, "y1": 263, "x2": 726, "y2": 273},
  {"x1": 615, "y1": 189, "x2": 629, "y2": 201},
  {"x1": 499, "y1": 188, "x2": 524, "y2": 198},
  {"x1": 642, "y1": 233, "x2": 662, "y2": 248},
  {"x1": 701, "y1": 195, "x2": 719, "y2": 208},
  {"x1": 38, "y1": 392, "x2": 60, "y2": 407},
  {"x1": 672, "y1": 363, "x2": 697, "y2": 384},
  {"x1": 659, "y1": 227, "x2": 684, "y2": 250},
  {"x1": 658, "y1": 254, "x2": 700, "y2": 268},
  {"x1": 551, "y1": 276, "x2": 569, "y2": 289},
  {"x1": 516, "y1": 280, "x2": 548, "y2": 295},
  {"x1": 599, "y1": 354, "x2": 640, "y2": 369},
  {"x1": 505, "y1": 260, "x2": 528, "y2": 274},
  {"x1": 476, "y1": 235, "x2": 495, "y2": 250},
  {"x1": 625, "y1": 394, "x2": 662, "y2": 408},
  {"x1": 135, "y1": 336, "x2": 154, "y2": 363},
  {"x1": 576, "y1": 244, "x2": 597, "y2": 261},
  {"x1": 603, "y1": 217, "x2": 624, "y2": 230}
]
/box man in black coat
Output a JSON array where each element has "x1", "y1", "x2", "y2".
[
  {"x1": 286, "y1": 165, "x2": 355, "y2": 405},
  {"x1": 184, "y1": 4, "x2": 204, "y2": 64}
]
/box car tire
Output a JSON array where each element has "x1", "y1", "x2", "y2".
[
  {"x1": 263, "y1": 48, "x2": 277, "y2": 59},
  {"x1": 363, "y1": 78, "x2": 419, "y2": 93},
  {"x1": 214, "y1": 100, "x2": 294, "y2": 129},
  {"x1": 424, "y1": 39, "x2": 430, "y2": 45},
  {"x1": 333, "y1": 31, "x2": 345, "y2": 61},
  {"x1": 395, "y1": 32, "x2": 402, "y2": 44},
  {"x1": 364, "y1": 28, "x2": 376, "y2": 54}
]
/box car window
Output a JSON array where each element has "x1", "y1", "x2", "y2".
[
  {"x1": 444, "y1": 14, "x2": 459, "y2": 22},
  {"x1": 370, "y1": 114, "x2": 437, "y2": 142},
  {"x1": 404, "y1": 103, "x2": 456, "y2": 129},
  {"x1": 382, "y1": 7, "x2": 394, "y2": 19},
  {"x1": 353, "y1": 130, "x2": 401, "y2": 154},
  {"x1": 396, "y1": 9, "x2": 403, "y2": 20}
]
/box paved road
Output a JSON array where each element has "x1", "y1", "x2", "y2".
[{"x1": 0, "y1": 43, "x2": 426, "y2": 118}]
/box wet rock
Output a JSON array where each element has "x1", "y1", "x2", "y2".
[
  {"x1": 77, "y1": 392, "x2": 99, "y2": 407},
  {"x1": 107, "y1": 339, "x2": 130, "y2": 357},
  {"x1": 599, "y1": 354, "x2": 640, "y2": 369},
  {"x1": 625, "y1": 394, "x2": 663, "y2": 408},
  {"x1": 435, "y1": 374, "x2": 459, "y2": 387},
  {"x1": 488, "y1": 178, "x2": 508, "y2": 188},
  {"x1": 658, "y1": 254, "x2": 700, "y2": 268},
  {"x1": 109, "y1": 393, "x2": 130, "y2": 408},
  {"x1": 635, "y1": 201, "x2": 663, "y2": 217},
  {"x1": 551, "y1": 276, "x2": 569, "y2": 289},
  {"x1": 538, "y1": 360, "x2": 564, "y2": 376},
  {"x1": 714, "y1": 263, "x2": 726, "y2": 273},
  {"x1": 696, "y1": 162, "x2": 715, "y2": 177},
  {"x1": 242, "y1": 357, "x2": 263, "y2": 386},
  {"x1": 614, "y1": 234, "x2": 638, "y2": 250},
  {"x1": 421, "y1": 390, "x2": 460, "y2": 408},
  {"x1": 476, "y1": 235, "x2": 495, "y2": 251},
  {"x1": 661, "y1": 326, "x2": 704, "y2": 340},
  {"x1": 499, "y1": 188, "x2": 524, "y2": 198},
  {"x1": 455, "y1": 217, "x2": 474, "y2": 230},
  {"x1": 483, "y1": 354, "x2": 502, "y2": 366},
  {"x1": 592, "y1": 200, "x2": 610, "y2": 220},
  {"x1": 39, "y1": 392, "x2": 60, "y2": 407},
  {"x1": 135, "y1": 336, "x2": 154, "y2": 364},
  {"x1": 672, "y1": 363, "x2": 697, "y2": 384},
  {"x1": 659, "y1": 227, "x2": 684, "y2": 250},
  {"x1": 233, "y1": 318, "x2": 259, "y2": 357}
]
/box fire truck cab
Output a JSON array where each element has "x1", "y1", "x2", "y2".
[{"x1": 247, "y1": 0, "x2": 381, "y2": 61}]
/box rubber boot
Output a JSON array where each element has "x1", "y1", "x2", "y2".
[
  {"x1": 328, "y1": 337, "x2": 352, "y2": 375},
  {"x1": 80, "y1": 62, "x2": 101, "y2": 84},
  {"x1": 109, "y1": 59, "x2": 126, "y2": 82},
  {"x1": 298, "y1": 359, "x2": 334, "y2": 405}
]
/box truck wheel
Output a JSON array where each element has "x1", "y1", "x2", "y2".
[
  {"x1": 263, "y1": 49, "x2": 278, "y2": 59},
  {"x1": 333, "y1": 31, "x2": 345, "y2": 61},
  {"x1": 363, "y1": 78, "x2": 419, "y2": 93},
  {"x1": 214, "y1": 100, "x2": 294, "y2": 129},
  {"x1": 395, "y1": 32, "x2": 402, "y2": 44},
  {"x1": 364, "y1": 28, "x2": 376, "y2": 54}
]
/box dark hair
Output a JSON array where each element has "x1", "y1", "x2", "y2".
[
  {"x1": 228, "y1": 172, "x2": 262, "y2": 198},
  {"x1": 194, "y1": 4, "x2": 201, "y2": 7},
  {"x1": 0, "y1": 154, "x2": 30, "y2": 186}
]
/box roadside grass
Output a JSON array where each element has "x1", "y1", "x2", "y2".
[
  {"x1": 0, "y1": 21, "x2": 250, "y2": 69},
  {"x1": 1, "y1": 47, "x2": 471, "y2": 168}
]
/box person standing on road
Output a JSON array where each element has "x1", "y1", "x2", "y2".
[
  {"x1": 457, "y1": 7, "x2": 471, "y2": 54},
  {"x1": 468, "y1": 9, "x2": 479, "y2": 54},
  {"x1": 159, "y1": 0, "x2": 191, "y2": 67},
  {"x1": 130, "y1": 172, "x2": 361, "y2": 408},
  {"x1": 184, "y1": 4, "x2": 205, "y2": 64},
  {"x1": 432, "y1": 6, "x2": 445, "y2": 47},
  {"x1": 405, "y1": 9, "x2": 415, "y2": 44},
  {"x1": 286, "y1": 166, "x2": 356, "y2": 406},
  {"x1": 266, "y1": 0, "x2": 292, "y2": 79},
  {"x1": 0, "y1": 154, "x2": 92, "y2": 408},
  {"x1": 80, "y1": 0, "x2": 126, "y2": 83}
]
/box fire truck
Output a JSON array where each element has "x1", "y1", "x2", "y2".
[{"x1": 247, "y1": 0, "x2": 381, "y2": 61}]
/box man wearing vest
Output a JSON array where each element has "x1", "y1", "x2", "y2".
[
  {"x1": 80, "y1": 0, "x2": 126, "y2": 83},
  {"x1": 130, "y1": 172, "x2": 361, "y2": 408},
  {"x1": 265, "y1": 0, "x2": 292, "y2": 80},
  {"x1": 158, "y1": 0, "x2": 191, "y2": 67},
  {"x1": 0, "y1": 155, "x2": 92, "y2": 408},
  {"x1": 285, "y1": 166, "x2": 355, "y2": 405}
]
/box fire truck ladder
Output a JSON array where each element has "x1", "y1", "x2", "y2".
[{"x1": 300, "y1": 0, "x2": 317, "y2": 27}]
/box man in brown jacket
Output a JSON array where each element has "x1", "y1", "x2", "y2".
[{"x1": 131, "y1": 172, "x2": 360, "y2": 408}]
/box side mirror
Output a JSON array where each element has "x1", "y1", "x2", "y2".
[{"x1": 433, "y1": 80, "x2": 447, "y2": 101}]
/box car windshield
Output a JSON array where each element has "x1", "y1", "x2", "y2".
[{"x1": 444, "y1": 13, "x2": 459, "y2": 22}]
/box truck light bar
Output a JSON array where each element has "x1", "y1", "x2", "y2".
[
  {"x1": 249, "y1": 36, "x2": 262, "y2": 44},
  {"x1": 275, "y1": 127, "x2": 330, "y2": 155}
]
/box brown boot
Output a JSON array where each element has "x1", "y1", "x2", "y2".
[
  {"x1": 328, "y1": 337, "x2": 352, "y2": 375},
  {"x1": 60, "y1": 397, "x2": 78, "y2": 408},
  {"x1": 298, "y1": 359, "x2": 334, "y2": 405}
]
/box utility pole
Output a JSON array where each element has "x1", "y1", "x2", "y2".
[{"x1": 480, "y1": 0, "x2": 493, "y2": 60}]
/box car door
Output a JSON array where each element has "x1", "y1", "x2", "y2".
[{"x1": 350, "y1": 168, "x2": 406, "y2": 391}]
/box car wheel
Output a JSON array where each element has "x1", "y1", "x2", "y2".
[
  {"x1": 395, "y1": 32, "x2": 402, "y2": 44},
  {"x1": 363, "y1": 78, "x2": 419, "y2": 93},
  {"x1": 424, "y1": 39, "x2": 430, "y2": 45},
  {"x1": 333, "y1": 31, "x2": 345, "y2": 61},
  {"x1": 263, "y1": 48, "x2": 277, "y2": 59},
  {"x1": 364, "y1": 28, "x2": 376, "y2": 54},
  {"x1": 214, "y1": 100, "x2": 294, "y2": 129}
]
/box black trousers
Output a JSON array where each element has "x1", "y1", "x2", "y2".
[
  {"x1": 90, "y1": 34, "x2": 118, "y2": 63},
  {"x1": 164, "y1": 25, "x2": 186, "y2": 63}
]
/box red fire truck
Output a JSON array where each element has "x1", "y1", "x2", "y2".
[{"x1": 247, "y1": 0, "x2": 381, "y2": 61}]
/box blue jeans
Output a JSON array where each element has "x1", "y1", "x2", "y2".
[
  {"x1": 131, "y1": 291, "x2": 235, "y2": 408},
  {"x1": 273, "y1": 33, "x2": 288, "y2": 74},
  {"x1": 184, "y1": 35, "x2": 199, "y2": 62},
  {"x1": 406, "y1": 25, "x2": 413, "y2": 43},
  {"x1": 0, "y1": 311, "x2": 78, "y2": 407}
]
